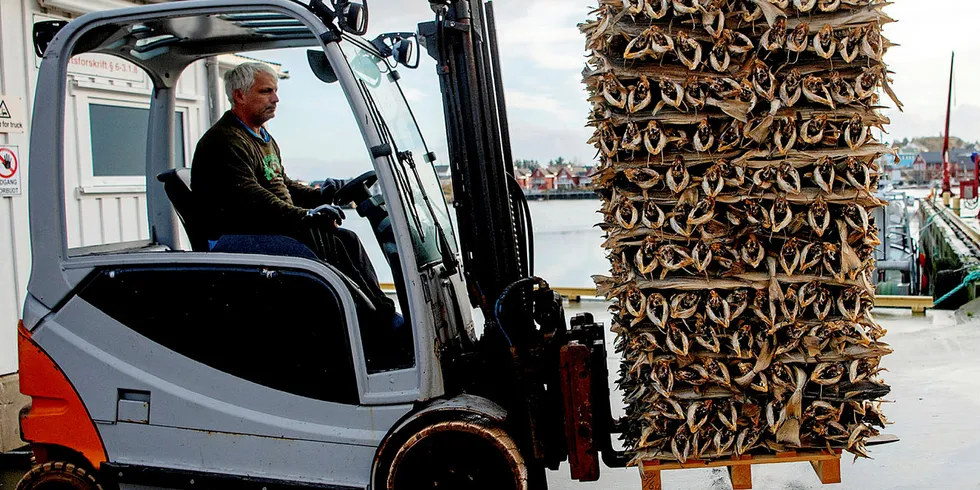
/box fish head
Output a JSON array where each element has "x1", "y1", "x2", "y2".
[
  {"x1": 784, "y1": 69, "x2": 802, "y2": 88},
  {"x1": 791, "y1": 22, "x2": 808, "y2": 41}
]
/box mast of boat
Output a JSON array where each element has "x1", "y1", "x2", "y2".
[{"x1": 941, "y1": 52, "x2": 954, "y2": 199}]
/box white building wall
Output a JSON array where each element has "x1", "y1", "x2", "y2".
[
  {"x1": 0, "y1": 3, "x2": 290, "y2": 452},
  {"x1": 0, "y1": 0, "x2": 42, "y2": 378},
  {"x1": 0, "y1": 0, "x2": 216, "y2": 376}
]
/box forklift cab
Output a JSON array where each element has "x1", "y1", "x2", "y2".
[{"x1": 20, "y1": 1, "x2": 484, "y2": 488}]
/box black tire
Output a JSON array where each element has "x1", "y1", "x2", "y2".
[
  {"x1": 15, "y1": 461, "x2": 103, "y2": 490},
  {"x1": 385, "y1": 419, "x2": 527, "y2": 490}
]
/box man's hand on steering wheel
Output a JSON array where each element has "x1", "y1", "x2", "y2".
[
  {"x1": 332, "y1": 170, "x2": 378, "y2": 206},
  {"x1": 306, "y1": 204, "x2": 346, "y2": 229}
]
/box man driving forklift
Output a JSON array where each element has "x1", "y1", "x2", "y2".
[{"x1": 191, "y1": 62, "x2": 397, "y2": 322}]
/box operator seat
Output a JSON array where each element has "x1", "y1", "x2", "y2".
[
  {"x1": 157, "y1": 168, "x2": 211, "y2": 251},
  {"x1": 156, "y1": 169, "x2": 319, "y2": 258}
]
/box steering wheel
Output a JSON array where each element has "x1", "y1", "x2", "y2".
[{"x1": 334, "y1": 170, "x2": 378, "y2": 207}]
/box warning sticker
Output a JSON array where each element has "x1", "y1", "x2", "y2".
[
  {"x1": 0, "y1": 146, "x2": 21, "y2": 196},
  {"x1": 0, "y1": 96, "x2": 24, "y2": 133}
]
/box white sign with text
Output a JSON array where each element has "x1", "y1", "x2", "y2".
[
  {"x1": 68, "y1": 53, "x2": 145, "y2": 82},
  {"x1": 34, "y1": 14, "x2": 145, "y2": 83},
  {"x1": 0, "y1": 96, "x2": 25, "y2": 133},
  {"x1": 0, "y1": 146, "x2": 22, "y2": 196}
]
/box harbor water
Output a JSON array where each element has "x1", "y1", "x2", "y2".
[{"x1": 346, "y1": 198, "x2": 610, "y2": 289}]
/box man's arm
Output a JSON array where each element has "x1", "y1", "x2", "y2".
[{"x1": 285, "y1": 176, "x2": 344, "y2": 208}]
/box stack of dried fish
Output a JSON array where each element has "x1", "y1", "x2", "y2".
[{"x1": 581, "y1": 0, "x2": 900, "y2": 464}]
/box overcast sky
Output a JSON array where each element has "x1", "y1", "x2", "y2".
[{"x1": 255, "y1": 0, "x2": 980, "y2": 182}]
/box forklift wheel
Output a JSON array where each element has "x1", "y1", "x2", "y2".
[
  {"x1": 385, "y1": 419, "x2": 527, "y2": 490},
  {"x1": 15, "y1": 462, "x2": 104, "y2": 490}
]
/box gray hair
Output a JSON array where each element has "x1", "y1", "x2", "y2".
[{"x1": 223, "y1": 62, "x2": 278, "y2": 106}]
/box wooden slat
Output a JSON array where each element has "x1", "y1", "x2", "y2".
[
  {"x1": 728, "y1": 456, "x2": 753, "y2": 489},
  {"x1": 99, "y1": 197, "x2": 122, "y2": 244},
  {"x1": 639, "y1": 462, "x2": 663, "y2": 490},
  {"x1": 640, "y1": 450, "x2": 839, "y2": 471},
  {"x1": 811, "y1": 458, "x2": 842, "y2": 484},
  {"x1": 640, "y1": 449, "x2": 844, "y2": 490},
  {"x1": 872, "y1": 295, "x2": 934, "y2": 314}
]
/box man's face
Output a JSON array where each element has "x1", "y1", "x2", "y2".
[{"x1": 235, "y1": 71, "x2": 279, "y2": 125}]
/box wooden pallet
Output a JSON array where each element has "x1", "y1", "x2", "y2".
[{"x1": 639, "y1": 449, "x2": 842, "y2": 490}]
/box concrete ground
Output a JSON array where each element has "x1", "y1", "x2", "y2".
[
  {"x1": 1, "y1": 305, "x2": 977, "y2": 489},
  {"x1": 547, "y1": 303, "x2": 980, "y2": 490}
]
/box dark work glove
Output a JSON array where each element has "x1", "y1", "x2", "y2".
[
  {"x1": 306, "y1": 204, "x2": 346, "y2": 228},
  {"x1": 324, "y1": 177, "x2": 347, "y2": 189},
  {"x1": 319, "y1": 178, "x2": 347, "y2": 201}
]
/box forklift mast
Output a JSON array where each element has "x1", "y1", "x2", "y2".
[
  {"x1": 416, "y1": 3, "x2": 627, "y2": 485},
  {"x1": 418, "y1": 0, "x2": 531, "y2": 323}
]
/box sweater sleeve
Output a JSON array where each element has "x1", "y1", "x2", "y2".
[{"x1": 286, "y1": 175, "x2": 333, "y2": 208}]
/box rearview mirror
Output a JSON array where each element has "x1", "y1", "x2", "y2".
[
  {"x1": 308, "y1": 0, "x2": 369, "y2": 36},
  {"x1": 33, "y1": 20, "x2": 69, "y2": 57},
  {"x1": 370, "y1": 32, "x2": 420, "y2": 69},
  {"x1": 332, "y1": 0, "x2": 369, "y2": 36},
  {"x1": 393, "y1": 35, "x2": 420, "y2": 69}
]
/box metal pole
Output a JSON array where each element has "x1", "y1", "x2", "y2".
[
  {"x1": 974, "y1": 152, "x2": 980, "y2": 220},
  {"x1": 941, "y1": 52, "x2": 954, "y2": 196},
  {"x1": 206, "y1": 56, "x2": 223, "y2": 125}
]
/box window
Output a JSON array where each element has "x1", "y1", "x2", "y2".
[
  {"x1": 89, "y1": 104, "x2": 186, "y2": 176},
  {"x1": 78, "y1": 264, "x2": 360, "y2": 405}
]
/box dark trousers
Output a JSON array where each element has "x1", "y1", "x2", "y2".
[
  {"x1": 298, "y1": 226, "x2": 391, "y2": 310},
  {"x1": 297, "y1": 226, "x2": 412, "y2": 369}
]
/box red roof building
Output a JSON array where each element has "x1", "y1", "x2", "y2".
[{"x1": 529, "y1": 167, "x2": 556, "y2": 190}]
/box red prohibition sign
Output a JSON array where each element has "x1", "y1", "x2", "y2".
[{"x1": 0, "y1": 148, "x2": 17, "y2": 179}]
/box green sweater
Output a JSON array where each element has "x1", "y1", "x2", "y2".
[{"x1": 191, "y1": 112, "x2": 336, "y2": 237}]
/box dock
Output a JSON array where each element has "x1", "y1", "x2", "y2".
[{"x1": 918, "y1": 197, "x2": 980, "y2": 308}]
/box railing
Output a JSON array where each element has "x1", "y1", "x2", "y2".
[{"x1": 379, "y1": 284, "x2": 935, "y2": 315}]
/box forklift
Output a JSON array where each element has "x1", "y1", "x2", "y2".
[{"x1": 16, "y1": 0, "x2": 627, "y2": 488}]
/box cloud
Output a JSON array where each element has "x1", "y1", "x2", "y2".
[
  {"x1": 494, "y1": 1, "x2": 592, "y2": 71},
  {"x1": 400, "y1": 87, "x2": 425, "y2": 102},
  {"x1": 884, "y1": 104, "x2": 980, "y2": 145},
  {"x1": 508, "y1": 123, "x2": 597, "y2": 164},
  {"x1": 505, "y1": 90, "x2": 579, "y2": 121}
]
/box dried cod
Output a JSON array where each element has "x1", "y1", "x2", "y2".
[{"x1": 581, "y1": 0, "x2": 897, "y2": 465}]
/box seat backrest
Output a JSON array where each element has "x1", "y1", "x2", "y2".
[{"x1": 156, "y1": 168, "x2": 210, "y2": 251}]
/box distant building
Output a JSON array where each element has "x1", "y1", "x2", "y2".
[
  {"x1": 553, "y1": 165, "x2": 577, "y2": 189},
  {"x1": 906, "y1": 149, "x2": 976, "y2": 184},
  {"x1": 529, "y1": 167, "x2": 557, "y2": 190},
  {"x1": 514, "y1": 168, "x2": 531, "y2": 189},
  {"x1": 514, "y1": 163, "x2": 595, "y2": 195},
  {"x1": 896, "y1": 144, "x2": 926, "y2": 167}
]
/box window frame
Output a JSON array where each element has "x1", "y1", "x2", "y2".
[{"x1": 70, "y1": 85, "x2": 196, "y2": 193}]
